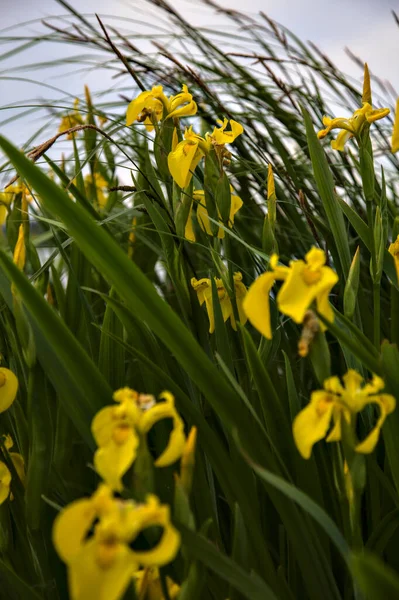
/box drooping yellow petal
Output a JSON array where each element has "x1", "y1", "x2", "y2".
[
  {"x1": 167, "y1": 138, "x2": 201, "y2": 189},
  {"x1": 392, "y1": 97, "x2": 399, "y2": 153},
  {"x1": 0, "y1": 462, "x2": 11, "y2": 504},
  {"x1": 68, "y1": 539, "x2": 135, "y2": 600},
  {"x1": 355, "y1": 393, "x2": 396, "y2": 453},
  {"x1": 94, "y1": 430, "x2": 139, "y2": 491},
  {"x1": 366, "y1": 107, "x2": 390, "y2": 124},
  {"x1": 139, "y1": 392, "x2": 186, "y2": 467},
  {"x1": 292, "y1": 391, "x2": 335, "y2": 459},
  {"x1": 0, "y1": 368, "x2": 18, "y2": 412},
  {"x1": 243, "y1": 271, "x2": 276, "y2": 339},
  {"x1": 129, "y1": 496, "x2": 181, "y2": 567},
  {"x1": 331, "y1": 129, "x2": 354, "y2": 151},
  {"x1": 52, "y1": 498, "x2": 97, "y2": 563}
]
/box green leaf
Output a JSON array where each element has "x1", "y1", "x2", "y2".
[
  {"x1": 302, "y1": 106, "x2": 351, "y2": 279},
  {"x1": 351, "y1": 552, "x2": 399, "y2": 600},
  {"x1": 178, "y1": 524, "x2": 279, "y2": 600}
]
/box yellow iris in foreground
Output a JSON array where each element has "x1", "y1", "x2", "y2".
[
  {"x1": 126, "y1": 84, "x2": 197, "y2": 131},
  {"x1": 185, "y1": 188, "x2": 243, "y2": 242},
  {"x1": 168, "y1": 119, "x2": 244, "y2": 188},
  {"x1": 243, "y1": 248, "x2": 338, "y2": 339},
  {"x1": 91, "y1": 388, "x2": 186, "y2": 491},
  {"x1": 293, "y1": 370, "x2": 396, "y2": 459},
  {"x1": 191, "y1": 272, "x2": 247, "y2": 333},
  {"x1": 53, "y1": 485, "x2": 180, "y2": 600},
  {"x1": 317, "y1": 64, "x2": 389, "y2": 151},
  {"x1": 389, "y1": 235, "x2": 399, "y2": 283}
]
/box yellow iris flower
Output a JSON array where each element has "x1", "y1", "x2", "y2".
[
  {"x1": 292, "y1": 370, "x2": 396, "y2": 459},
  {"x1": 58, "y1": 98, "x2": 84, "y2": 138},
  {"x1": 134, "y1": 567, "x2": 180, "y2": 600},
  {"x1": 0, "y1": 435, "x2": 25, "y2": 504},
  {"x1": 317, "y1": 64, "x2": 389, "y2": 151},
  {"x1": 84, "y1": 173, "x2": 109, "y2": 209},
  {"x1": 191, "y1": 272, "x2": 247, "y2": 333},
  {"x1": 185, "y1": 188, "x2": 243, "y2": 242},
  {"x1": 243, "y1": 248, "x2": 338, "y2": 339},
  {"x1": 389, "y1": 235, "x2": 399, "y2": 283},
  {"x1": 91, "y1": 388, "x2": 186, "y2": 491},
  {"x1": 168, "y1": 119, "x2": 244, "y2": 188},
  {"x1": 126, "y1": 84, "x2": 197, "y2": 131},
  {"x1": 53, "y1": 485, "x2": 180, "y2": 600}
]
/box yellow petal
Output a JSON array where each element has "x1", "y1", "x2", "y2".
[
  {"x1": 52, "y1": 498, "x2": 97, "y2": 563},
  {"x1": 184, "y1": 201, "x2": 196, "y2": 242},
  {"x1": 10, "y1": 452, "x2": 25, "y2": 486},
  {"x1": 331, "y1": 129, "x2": 353, "y2": 151},
  {"x1": 68, "y1": 539, "x2": 136, "y2": 600},
  {"x1": 94, "y1": 431, "x2": 139, "y2": 491},
  {"x1": 243, "y1": 272, "x2": 276, "y2": 339},
  {"x1": 355, "y1": 393, "x2": 396, "y2": 453},
  {"x1": 211, "y1": 119, "x2": 244, "y2": 145},
  {"x1": 13, "y1": 224, "x2": 26, "y2": 271},
  {"x1": 0, "y1": 368, "x2": 18, "y2": 413},
  {"x1": 366, "y1": 107, "x2": 390, "y2": 124},
  {"x1": 91, "y1": 406, "x2": 117, "y2": 448},
  {"x1": 0, "y1": 462, "x2": 11, "y2": 504},
  {"x1": 126, "y1": 90, "x2": 153, "y2": 126},
  {"x1": 277, "y1": 261, "x2": 338, "y2": 324},
  {"x1": 392, "y1": 97, "x2": 399, "y2": 153},
  {"x1": 292, "y1": 391, "x2": 335, "y2": 459},
  {"x1": 129, "y1": 496, "x2": 181, "y2": 567},
  {"x1": 167, "y1": 139, "x2": 202, "y2": 188}
]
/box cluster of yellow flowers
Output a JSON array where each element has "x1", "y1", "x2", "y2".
[
  {"x1": 54, "y1": 387, "x2": 191, "y2": 600},
  {"x1": 125, "y1": 78, "x2": 398, "y2": 469},
  {"x1": 0, "y1": 368, "x2": 24, "y2": 503}
]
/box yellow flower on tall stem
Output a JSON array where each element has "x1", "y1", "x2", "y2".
[
  {"x1": 53, "y1": 486, "x2": 181, "y2": 600},
  {"x1": 185, "y1": 188, "x2": 243, "y2": 242},
  {"x1": 243, "y1": 248, "x2": 338, "y2": 339},
  {"x1": 191, "y1": 272, "x2": 247, "y2": 333},
  {"x1": 91, "y1": 388, "x2": 186, "y2": 491},
  {"x1": 126, "y1": 84, "x2": 197, "y2": 131},
  {"x1": 292, "y1": 370, "x2": 396, "y2": 459},
  {"x1": 168, "y1": 119, "x2": 244, "y2": 188},
  {"x1": 317, "y1": 64, "x2": 390, "y2": 151}
]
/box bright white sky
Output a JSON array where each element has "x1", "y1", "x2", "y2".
[{"x1": 0, "y1": 0, "x2": 398, "y2": 146}]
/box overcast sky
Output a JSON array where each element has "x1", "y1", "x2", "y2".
[{"x1": 1, "y1": 0, "x2": 398, "y2": 148}]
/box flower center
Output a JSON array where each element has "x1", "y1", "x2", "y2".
[
  {"x1": 316, "y1": 395, "x2": 334, "y2": 416},
  {"x1": 302, "y1": 266, "x2": 322, "y2": 286},
  {"x1": 96, "y1": 538, "x2": 120, "y2": 569},
  {"x1": 112, "y1": 423, "x2": 131, "y2": 445}
]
